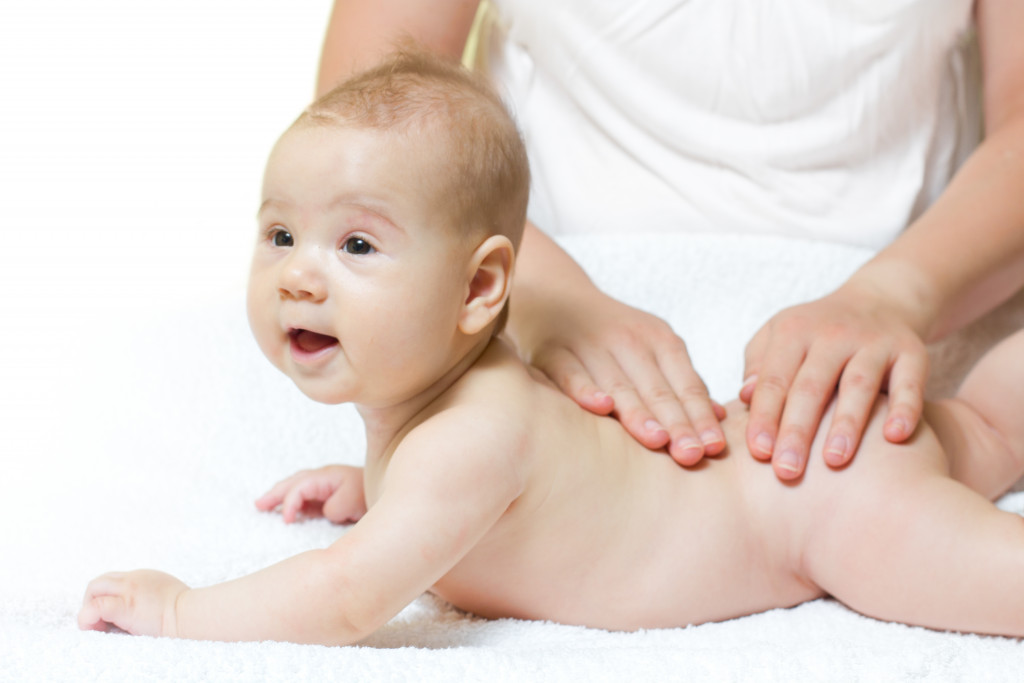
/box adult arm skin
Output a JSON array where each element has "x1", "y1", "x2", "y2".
[
  {"x1": 315, "y1": 0, "x2": 480, "y2": 96},
  {"x1": 743, "y1": 0, "x2": 1024, "y2": 480}
]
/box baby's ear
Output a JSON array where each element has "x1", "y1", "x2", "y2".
[{"x1": 459, "y1": 235, "x2": 515, "y2": 336}]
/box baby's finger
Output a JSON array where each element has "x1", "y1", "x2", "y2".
[
  {"x1": 745, "y1": 340, "x2": 806, "y2": 461},
  {"x1": 254, "y1": 472, "x2": 307, "y2": 512},
  {"x1": 322, "y1": 477, "x2": 367, "y2": 525},
  {"x1": 281, "y1": 484, "x2": 312, "y2": 524},
  {"x1": 81, "y1": 573, "x2": 125, "y2": 603},
  {"x1": 254, "y1": 488, "x2": 285, "y2": 512},
  {"x1": 821, "y1": 348, "x2": 888, "y2": 467},
  {"x1": 78, "y1": 594, "x2": 125, "y2": 632},
  {"x1": 883, "y1": 351, "x2": 928, "y2": 443},
  {"x1": 281, "y1": 477, "x2": 334, "y2": 524},
  {"x1": 771, "y1": 344, "x2": 850, "y2": 479},
  {"x1": 535, "y1": 346, "x2": 615, "y2": 415}
]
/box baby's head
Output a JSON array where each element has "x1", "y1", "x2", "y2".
[
  {"x1": 300, "y1": 49, "x2": 530, "y2": 257},
  {"x1": 248, "y1": 49, "x2": 530, "y2": 406}
]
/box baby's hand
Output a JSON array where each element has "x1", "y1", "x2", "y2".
[
  {"x1": 78, "y1": 570, "x2": 188, "y2": 637},
  {"x1": 255, "y1": 465, "x2": 366, "y2": 524}
]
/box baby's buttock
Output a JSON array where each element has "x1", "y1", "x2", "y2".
[
  {"x1": 709, "y1": 397, "x2": 952, "y2": 600},
  {"x1": 620, "y1": 396, "x2": 953, "y2": 627}
]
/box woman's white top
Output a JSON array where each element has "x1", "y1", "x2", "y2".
[{"x1": 482, "y1": 0, "x2": 981, "y2": 249}]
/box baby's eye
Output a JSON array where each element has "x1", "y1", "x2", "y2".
[
  {"x1": 342, "y1": 237, "x2": 375, "y2": 255},
  {"x1": 271, "y1": 229, "x2": 293, "y2": 247}
]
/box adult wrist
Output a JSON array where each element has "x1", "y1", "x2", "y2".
[{"x1": 839, "y1": 259, "x2": 940, "y2": 340}]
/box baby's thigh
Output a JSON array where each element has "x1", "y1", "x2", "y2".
[{"x1": 792, "y1": 399, "x2": 952, "y2": 583}]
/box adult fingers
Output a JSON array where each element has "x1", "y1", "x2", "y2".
[
  {"x1": 740, "y1": 326, "x2": 770, "y2": 404},
  {"x1": 770, "y1": 343, "x2": 851, "y2": 479},
  {"x1": 744, "y1": 335, "x2": 807, "y2": 462},
  {"x1": 532, "y1": 346, "x2": 615, "y2": 415},
  {"x1": 612, "y1": 344, "x2": 702, "y2": 464},
  {"x1": 545, "y1": 342, "x2": 670, "y2": 449},
  {"x1": 658, "y1": 339, "x2": 726, "y2": 459},
  {"x1": 882, "y1": 349, "x2": 929, "y2": 443},
  {"x1": 820, "y1": 348, "x2": 889, "y2": 467}
]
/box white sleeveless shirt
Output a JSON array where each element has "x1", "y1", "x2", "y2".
[{"x1": 482, "y1": 0, "x2": 981, "y2": 249}]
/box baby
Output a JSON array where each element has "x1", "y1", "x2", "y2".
[{"x1": 79, "y1": 50, "x2": 1024, "y2": 644}]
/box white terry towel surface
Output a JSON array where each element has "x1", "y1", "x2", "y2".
[
  {"x1": 4, "y1": 1, "x2": 1024, "y2": 678},
  {"x1": 3, "y1": 233, "x2": 1024, "y2": 682}
]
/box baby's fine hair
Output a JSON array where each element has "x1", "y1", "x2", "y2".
[{"x1": 299, "y1": 48, "x2": 530, "y2": 251}]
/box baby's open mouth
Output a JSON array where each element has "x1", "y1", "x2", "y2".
[{"x1": 289, "y1": 328, "x2": 340, "y2": 354}]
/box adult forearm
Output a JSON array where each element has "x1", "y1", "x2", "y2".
[
  {"x1": 513, "y1": 222, "x2": 595, "y2": 297},
  {"x1": 175, "y1": 549, "x2": 368, "y2": 645},
  {"x1": 847, "y1": 115, "x2": 1024, "y2": 342},
  {"x1": 316, "y1": 0, "x2": 480, "y2": 98},
  {"x1": 506, "y1": 222, "x2": 601, "y2": 347}
]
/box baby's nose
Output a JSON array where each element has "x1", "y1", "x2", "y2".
[{"x1": 278, "y1": 248, "x2": 327, "y2": 301}]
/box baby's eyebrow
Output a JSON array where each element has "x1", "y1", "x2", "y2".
[
  {"x1": 257, "y1": 198, "x2": 287, "y2": 217},
  {"x1": 256, "y1": 195, "x2": 405, "y2": 235},
  {"x1": 326, "y1": 195, "x2": 406, "y2": 235}
]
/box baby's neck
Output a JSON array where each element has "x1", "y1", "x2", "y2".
[{"x1": 356, "y1": 336, "x2": 496, "y2": 461}]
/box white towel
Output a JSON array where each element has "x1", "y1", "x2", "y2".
[{"x1": 3, "y1": 233, "x2": 1024, "y2": 682}]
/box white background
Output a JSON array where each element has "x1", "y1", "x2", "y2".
[{"x1": 0, "y1": 0, "x2": 333, "y2": 453}]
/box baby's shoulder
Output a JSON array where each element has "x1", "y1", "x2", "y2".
[
  {"x1": 399, "y1": 350, "x2": 537, "y2": 466},
  {"x1": 385, "y1": 396, "x2": 531, "y2": 505}
]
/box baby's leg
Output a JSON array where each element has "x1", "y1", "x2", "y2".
[
  {"x1": 800, "y1": 330, "x2": 1024, "y2": 635},
  {"x1": 926, "y1": 327, "x2": 1024, "y2": 499},
  {"x1": 802, "y1": 431, "x2": 1024, "y2": 636}
]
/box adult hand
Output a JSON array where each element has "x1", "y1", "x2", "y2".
[
  {"x1": 518, "y1": 287, "x2": 726, "y2": 466},
  {"x1": 741, "y1": 283, "x2": 929, "y2": 480}
]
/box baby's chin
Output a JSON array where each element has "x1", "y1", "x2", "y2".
[
  {"x1": 291, "y1": 381, "x2": 352, "y2": 406},
  {"x1": 270, "y1": 363, "x2": 353, "y2": 405}
]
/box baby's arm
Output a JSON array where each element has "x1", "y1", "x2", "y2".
[
  {"x1": 255, "y1": 465, "x2": 366, "y2": 524},
  {"x1": 78, "y1": 411, "x2": 524, "y2": 645}
]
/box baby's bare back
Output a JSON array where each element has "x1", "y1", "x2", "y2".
[
  {"x1": 417, "y1": 337, "x2": 1024, "y2": 636},
  {"x1": 429, "y1": 345, "x2": 833, "y2": 629}
]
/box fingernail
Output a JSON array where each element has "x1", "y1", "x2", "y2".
[
  {"x1": 677, "y1": 437, "x2": 703, "y2": 457},
  {"x1": 644, "y1": 419, "x2": 665, "y2": 435},
  {"x1": 700, "y1": 430, "x2": 723, "y2": 447},
  {"x1": 826, "y1": 435, "x2": 848, "y2": 459},
  {"x1": 755, "y1": 432, "x2": 774, "y2": 455},
  {"x1": 777, "y1": 449, "x2": 801, "y2": 473},
  {"x1": 887, "y1": 418, "x2": 908, "y2": 438}
]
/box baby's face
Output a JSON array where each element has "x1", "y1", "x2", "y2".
[{"x1": 247, "y1": 123, "x2": 471, "y2": 407}]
